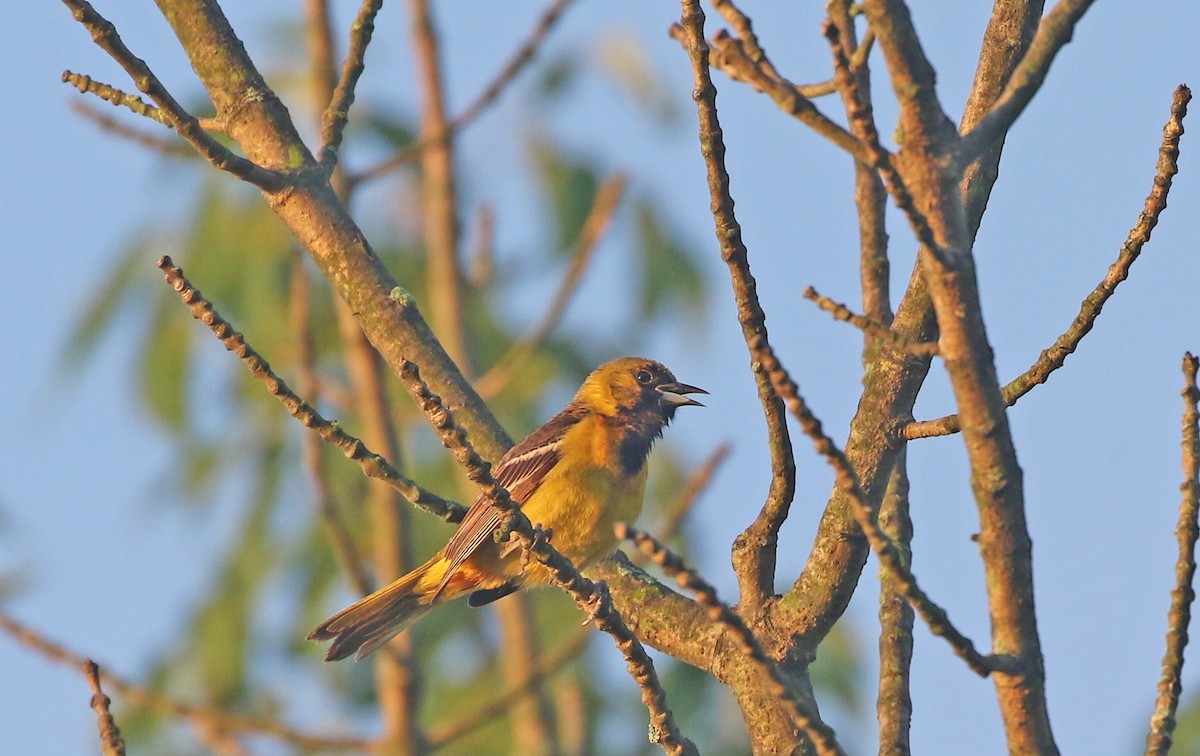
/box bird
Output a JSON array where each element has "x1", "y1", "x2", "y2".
[{"x1": 309, "y1": 357, "x2": 705, "y2": 661}]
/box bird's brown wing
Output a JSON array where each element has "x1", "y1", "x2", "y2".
[{"x1": 432, "y1": 406, "x2": 584, "y2": 599}]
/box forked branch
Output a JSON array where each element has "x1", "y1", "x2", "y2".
[{"x1": 906, "y1": 85, "x2": 1191, "y2": 440}]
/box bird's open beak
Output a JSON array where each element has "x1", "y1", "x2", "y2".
[{"x1": 658, "y1": 381, "x2": 708, "y2": 408}]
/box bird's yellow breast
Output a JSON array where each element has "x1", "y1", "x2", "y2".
[{"x1": 518, "y1": 414, "x2": 648, "y2": 575}]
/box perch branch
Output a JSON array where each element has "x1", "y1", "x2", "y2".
[
  {"x1": 397, "y1": 361, "x2": 696, "y2": 755},
  {"x1": 957, "y1": 0, "x2": 1099, "y2": 169},
  {"x1": 620, "y1": 524, "x2": 846, "y2": 756}
]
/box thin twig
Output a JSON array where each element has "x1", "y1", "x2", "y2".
[
  {"x1": 906, "y1": 85, "x2": 1191, "y2": 440},
  {"x1": 353, "y1": 0, "x2": 576, "y2": 186},
  {"x1": 83, "y1": 659, "x2": 126, "y2": 756},
  {"x1": 60, "y1": 0, "x2": 283, "y2": 190},
  {"x1": 62, "y1": 71, "x2": 226, "y2": 134},
  {"x1": 804, "y1": 286, "x2": 937, "y2": 358},
  {"x1": 824, "y1": 1, "x2": 890, "y2": 336},
  {"x1": 822, "y1": 20, "x2": 941, "y2": 258},
  {"x1": 676, "y1": 0, "x2": 794, "y2": 620},
  {"x1": 759, "y1": 352, "x2": 1008, "y2": 678},
  {"x1": 0, "y1": 612, "x2": 370, "y2": 752},
  {"x1": 957, "y1": 0, "x2": 1099, "y2": 169},
  {"x1": 677, "y1": 25, "x2": 869, "y2": 163},
  {"x1": 397, "y1": 361, "x2": 696, "y2": 755},
  {"x1": 156, "y1": 256, "x2": 465, "y2": 523},
  {"x1": 62, "y1": 70, "x2": 170, "y2": 125},
  {"x1": 620, "y1": 523, "x2": 846, "y2": 756},
  {"x1": 1145, "y1": 354, "x2": 1200, "y2": 755},
  {"x1": 476, "y1": 173, "x2": 628, "y2": 400},
  {"x1": 318, "y1": 0, "x2": 383, "y2": 170}
]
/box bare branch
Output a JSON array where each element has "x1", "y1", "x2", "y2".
[
  {"x1": 83, "y1": 660, "x2": 126, "y2": 756},
  {"x1": 822, "y1": 20, "x2": 941, "y2": 258},
  {"x1": 683, "y1": 26, "x2": 869, "y2": 163},
  {"x1": 1145, "y1": 353, "x2": 1200, "y2": 755},
  {"x1": 760, "y1": 353, "x2": 1006, "y2": 678},
  {"x1": 875, "y1": 462, "x2": 915, "y2": 754},
  {"x1": 156, "y1": 256, "x2": 466, "y2": 523},
  {"x1": 62, "y1": 70, "x2": 169, "y2": 126},
  {"x1": 675, "y1": 0, "x2": 795, "y2": 619}
]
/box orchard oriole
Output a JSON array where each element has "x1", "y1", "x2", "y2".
[{"x1": 309, "y1": 357, "x2": 705, "y2": 661}]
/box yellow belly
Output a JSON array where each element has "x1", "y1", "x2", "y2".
[{"x1": 457, "y1": 413, "x2": 650, "y2": 590}]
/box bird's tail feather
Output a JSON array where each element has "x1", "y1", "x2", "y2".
[{"x1": 309, "y1": 554, "x2": 450, "y2": 661}]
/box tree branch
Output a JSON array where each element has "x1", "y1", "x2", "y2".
[
  {"x1": 83, "y1": 660, "x2": 126, "y2": 756},
  {"x1": 1145, "y1": 353, "x2": 1200, "y2": 755},
  {"x1": 762, "y1": 353, "x2": 1005, "y2": 677},
  {"x1": 146, "y1": 0, "x2": 512, "y2": 464},
  {"x1": 804, "y1": 286, "x2": 938, "y2": 359}
]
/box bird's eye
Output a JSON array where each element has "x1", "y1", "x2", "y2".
[{"x1": 635, "y1": 369, "x2": 653, "y2": 385}]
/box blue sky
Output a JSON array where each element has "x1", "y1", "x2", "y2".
[{"x1": 3, "y1": 2, "x2": 1199, "y2": 753}]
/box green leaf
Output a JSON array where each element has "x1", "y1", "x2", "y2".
[
  {"x1": 530, "y1": 137, "x2": 599, "y2": 253},
  {"x1": 635, "y1": 198, "x2": 705, "y2": 318},
  {"x1": 140, "y1": 293, "x2": 193, "y2": 430}
]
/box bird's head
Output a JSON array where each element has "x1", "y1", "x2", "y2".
[{"x1": 576, "y1": 357, "x2": 706, "y2": 424}]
